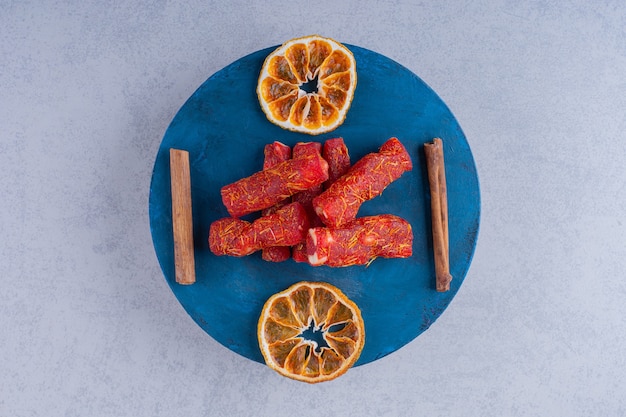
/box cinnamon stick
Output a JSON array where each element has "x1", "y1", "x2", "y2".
[
  {"x1": 170, "y1": 148, "x2": 196, "y2": 285},
  {"x1": 424, "y1": 138, "x2": 452, "y2": 292}
]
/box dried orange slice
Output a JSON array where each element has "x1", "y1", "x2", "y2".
[
  {"x1": 257, "y1": 281, "x2": 365, "y2": 383},
  {"x1": 257, "y1": 35, "x2": 357, "y2": 135}
]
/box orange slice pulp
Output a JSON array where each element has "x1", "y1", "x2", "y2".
[
  {"x1": 257, "y1": 35, "x2": 357, "y2": 135},
  {"x1": 257, "y1": 281, "x2": 365, "y2": 383}
]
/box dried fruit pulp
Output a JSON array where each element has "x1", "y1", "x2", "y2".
[
  {"x1": 258, "y1": 281, "x2": 365, "y2": 383},
  {"x1": 257, "y1": 35, "x2": 357, "y2": 135}
]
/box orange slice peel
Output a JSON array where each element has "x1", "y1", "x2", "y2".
[
  {"x1": 257, "y1": 35, "x2": 357, "y2": 135},
  {"x1": 257, "y1": 281, "x2": 365, "y2": 383}
]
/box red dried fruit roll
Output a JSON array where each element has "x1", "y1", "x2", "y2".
[
  {"x1": 209, "y1": 202, "x2": 309, "y2": 257},
  {"x1": 221, "y1": 153, "x2": 329, "y2": 218},
  {"x1": 291, "y1": 142, "x2": 325, "y2": 263},
  {"x1": 263, "y1": 141, "x2": 291, "y2": 170},
  {"x1": 306, "y1": 214, "x2": 413, "y2": 267},
  {"x1": 312, "y1": 137, "x2": 412, "y2": 228},
  {"x1": 322, "y1": 137, "x2": 351, "y2": 187},
  {"x1": 261, "y1": 141, "x2": 292, "y2": 262},
  {"x1": 291, "y1": 142, "x2": 324, "y2": 206}
]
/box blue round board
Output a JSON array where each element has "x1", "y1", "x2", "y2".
[{"x1": 149, "y1": 43, "x2": 480, "y2": 366}]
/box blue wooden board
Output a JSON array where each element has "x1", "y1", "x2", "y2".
[{"x1": 149, "y1": 44, "x2": 480, "y2": 366}]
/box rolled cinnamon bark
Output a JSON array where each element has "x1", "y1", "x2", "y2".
[
  {"x1": 170, "y1": 149, "x2": 196, "y2": 285},
  {"x1": 424, "y1": 138, "x2": 452, "y2": 292}
]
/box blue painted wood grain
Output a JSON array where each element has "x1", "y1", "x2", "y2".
[{"x1": 148, "y1": 44, "x2": 480, "y2": 366}]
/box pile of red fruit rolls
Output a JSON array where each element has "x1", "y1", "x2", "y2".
[{"x1": 209, "y1": 137, "x2": 413, "y2": 267}]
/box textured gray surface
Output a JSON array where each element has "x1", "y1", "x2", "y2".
[{"x1": 2, "y1": 1, "x2": 625, "y2": 416}]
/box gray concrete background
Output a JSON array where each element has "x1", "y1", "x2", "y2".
[{"x1": 2, "y1": 1, "x2": 625, "y2": 415}]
